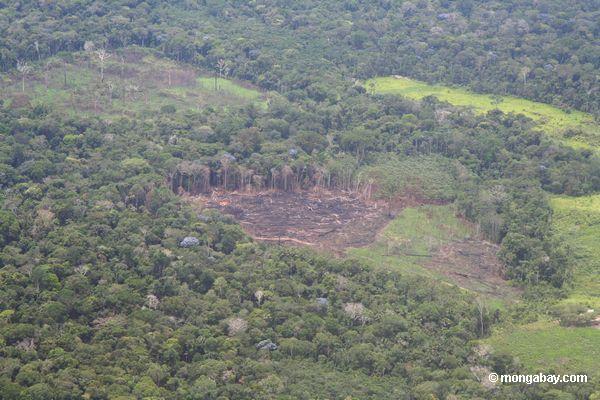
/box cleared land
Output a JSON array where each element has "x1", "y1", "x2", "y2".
[
  {"x1": 485, "y1": 320, "x2": 600, "y2": 379},
  {"x1": 197, "y1": 189, "x2": 397, "y2": 254},
  {"x1": 485, "y1": 195, "x2": 600, "y2": 378},
  {"x1": 366, "y1": 76, "x2": 600, "y2": 150},
  {"x1": 0, "y1": 47, "x2": 265, "y2": 117},
  {"x1": 199, "y1": 192, "x2": 518, "y2": 301},
  {"x1": 348, "y1": 205, "x2": 519, "y2": 302}
]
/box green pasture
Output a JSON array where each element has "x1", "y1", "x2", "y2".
[
  {"x1": 550, "y1": 195, "x2": 600, "y2": 310},
  {"x1": 485, "y1": 320, "x2": 600, "y2": 379}
]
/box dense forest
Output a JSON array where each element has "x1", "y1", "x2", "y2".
[
  {"x1": 1, "y1": 0, "x2": 599, "y2": 114},
  {"x1": 0, "y1": 1, "x2": 599, "y2": 399}
]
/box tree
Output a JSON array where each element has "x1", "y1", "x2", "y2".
[
  {"x1": 227, "y1": 317, "x2": 248, "y2": 336},
  {"x1": 0, "y1": 210, "x2": 20, "y2": 246},
  {"x1": 344, "y1": 302, "x2": 369, "y2": 325},
  {"x1": 95, "y1": 49, "x2": 111, "y2": 81},
  {"x1": 215, "y1": 58, "x2": 229, "y2": 90},
  {"x1": 520, "y1": 66, "x2": 531, "y2": 85},
  {"x1": 17, "y1": 60, "x2": 32, "y2": 93},
  {"x1": 475, "y1": 297, "x2": 487, "y2": 337}
]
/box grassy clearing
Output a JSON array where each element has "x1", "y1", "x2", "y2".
[
  {"x1": 349, "y1": 205, "x2": 476, "y2": 284},
  {"x1": 349, "y1": 205, "x2": 471, "y2": 262},
  {"x1": 0, "y1": 48, "x2": 266, "y2": 118},
  {"x1": 485, "y1": 320, "x2": 600, "y2": 378},
  {"x1": 197, "y1": 77, "x2": 262, "y2": 101},
  {"x1": 349, "y1": 203, "x2": 519, "y2": 303},
  {"x1": 348, "y1": 205, "x2": 465, "y2": 275},
  {"x1": 485, "y1": 196, "x2": 600, "y2": 377},
  {"x1": 550, "y1": 195, "x2": 600, "y2": 309},
  {"x1": 366, "y1": 76, "x2": 599, "y2": 150}
]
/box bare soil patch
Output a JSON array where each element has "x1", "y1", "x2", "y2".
[
  {"x1": 425, "y1": 239, "x2": 520, "y2": 299},
  {"x1": 195, "y1": 189, "x2": 518, "y2": 299},
  {"x1": 197, "y1": 189, "x2": 401, "y2": 253}
]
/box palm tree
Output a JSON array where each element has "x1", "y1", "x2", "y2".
[{"x1": 215, "y1": 59, "x2": 230, "y2": 90}]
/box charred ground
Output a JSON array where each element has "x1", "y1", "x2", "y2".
[
  {"x1": 196, "y1": 189, "x2": 399, "y2": 254},
  {"x1": 193, "y1": 189, "x2": 518, "y2": 300}
]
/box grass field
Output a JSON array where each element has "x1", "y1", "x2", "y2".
[
  {"x1": 550, "y1": 195, "x2": 600, "y2": 310},
  {"x1": 485, "y1": 320, "x2": 600, "y2": 378},
  {"x1": 347, "y1": 205, "x2": 516, "y2": 304},
  {"x1": 485, "y1": 195, "x2": 600, "y2": 377},
  {"x1": 0, "y1": 48, "x2": 266, "y2": 118},
  {"x1": 366, "y1": 76, "x2": 600, "y2": 150},
  {"x1": 348, "y1": 205, "x2": 468, "y2": 278}
]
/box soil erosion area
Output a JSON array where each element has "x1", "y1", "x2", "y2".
[{"x1": 196, "y1": 189, "x2": 404, "y2": 253}]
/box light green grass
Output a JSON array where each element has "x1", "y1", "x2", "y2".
[
  {"x1": 197, "y1": 77, "x2": 262, "y2": 100},
  {"x1": 366, "y1": 76, "x2": 600, "y2": 150},
  {"x1": 485, "y1": 320, "x2": 600, "y2": 378},
  {"x1": 0, "y1": 49, "x2": 266, "y2": 118},
  {"x1": 349, "y1": 204, "x2": 519, "y2": 303},
  {"x1": 550, "y1": 195, "x2": 600, "y2": 309},
  {"x1": 348, "y1": 205, "x2": 472, "y2": 283}
]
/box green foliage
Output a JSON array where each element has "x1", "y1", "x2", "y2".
[
  {"x1": 367, "y1": 76, "x2": 600, "y2": 150},
  {"x1": 550, "y1": 195, "x2": 600, "y2": 309},
  {"x1": 364, "y1": 156, "x2": 458, "y2": 201},
  {"x1": 486, "y1": 320, "x2": 600, "y2": 380},
  {"x1": 0, "y1": 1, "x2": 598, "y2": 398}
]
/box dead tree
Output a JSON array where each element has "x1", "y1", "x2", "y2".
[
  {"x1": 281, "y1": 165, "x2": 294, "y2": 191},
  {"x1": 17, "y1": 61, "x2": 32, "y2": 93},
  {"x1": 95, "y1": 49, "x2": 111, "y2": 82},
  {"x1": 84, "y1": 41, "x2": 95, "y2": 68},
  {"x1": 520, "y1": 66, "x2": 530, "y2": 85},
  {"x1": 476, "y1": 297, "x2": 487, "y2": 337},
  {"x1": 34, "y1": 41, "x2": 41, "y2": 61},
  {"x1": 220, "y1": 155, "x2": 235, "y2": 189}
]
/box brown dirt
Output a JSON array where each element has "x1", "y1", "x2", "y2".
[
  {"x1": 193, "y1": 189, "x2": 519, "y2": 299},
  {"x1": 196, "y1": 189, "x2": 407, "y2": 254},
  {"x1": 425, "y1": 239, "x2": 521, "y2": 299}
]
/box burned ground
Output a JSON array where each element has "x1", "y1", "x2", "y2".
[
  {"x1": 195, "y1": 190, "x2": 518, "y2": 299},
  {"x1": 197, "y1": 189, "x2": 396, "y2": 253}
]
